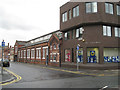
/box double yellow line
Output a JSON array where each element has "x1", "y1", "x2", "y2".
[
  {"x1": 43, "y1": 67, "x2": 118, "y2": 76},
  {"x1": 0, "y1": 68, "x2": 22, "y2": 86}
]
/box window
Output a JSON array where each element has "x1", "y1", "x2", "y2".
[
  {"x1": 103, "y1": 26, "x2": 112, "y2": 37},
  {"x1": 42, "y1": 46, "x2": 48, "y2": 59},
  {"x1": 69, "y1": 10, "x2": 71, "y2": 19},
  {"x1": 36, "y1": 48, "x2": 41, "y2": 59},
  {"x1": 15, "y1": 46, "x2": 17, "y2": 54},
  {"x1": 114, "y1": 27, "x2": 120, "y2": 37},
  {"x1": 76, "y1": 27, "x2": 84, "y2": 38},
  {"x1": 21, "y1": 50, "x2": 23, "y2": 58},
  {"x1": 27, "y1": 49, "x2": 30, "y2": 58},
  {"x1": 73, "y1": 5, "x2": 79, "y2": 17},
  {"x1": 105, "y1": 3, "x2": 113, "y2": 14},
  {"x1": 18, "y1": 51, "x2": 20, "y2": 58},
  {"x1": 72, "y1": 30, "x2": 74, "y2": 39},
  {"x1": 50, "y1": 54, "x2": 53, "y2": 61},
  {"x1": 57, "y1": 44, "x2": 59, "y2": 49},
  {"x1": 62, "y1": 12, "x2": 67, "y2": 22},
  {"x1": 42, "y1": 48, "x2": 45, "y2": 59},
  {"x1": 31, "y1": 49, "x2": 35, "y2": 58},
  {"x1": 117, "y1": 5, "x2": 120, "y2": 15},
  {"x1": 53, "y1": 54, "x2": 56, "y2": 61},
  {"x1": 104, "y1": 48, "x2": 120, "y2": 63},
  {"x1": 24, "y1": 50, "x2": 26, "y2": 58},
  {"x1": 65, "y1": 49, "x2": 71, "y2": 62},
  {"x1": 50, "y1": 45, "x2": 52, "y2": 50},
  {"x1": 86, "y1": 2, "x2": 97, "y2": 13},
  {"x1": 64, "y1": 32, "x2": 70, "y2": 40},
  {"x1": 39, "y1": 49, "x2": 41, "y2": 59},
  {"x1": 54, "y1": 44, "x2": 56, "y2": 49}
]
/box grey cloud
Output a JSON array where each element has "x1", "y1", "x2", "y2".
[{"x1": 0, "y1": 8, "x2": 38, "y2": 31}]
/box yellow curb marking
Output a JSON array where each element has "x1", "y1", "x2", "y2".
[
  {"x1": 0, "y1": 68, "x2": 22, "y2": 86},
  {"x1": 43, "y1": 67, "x2": 118, "y2": 76}
]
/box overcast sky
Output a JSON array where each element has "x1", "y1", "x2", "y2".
[{"x1": 0, "y1": 0, "x2": 69, "y2": 47}]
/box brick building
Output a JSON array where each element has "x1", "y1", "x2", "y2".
[
  {"x1": 15, "y1": 30, "x2": 62, "y2": 66},
  {"x1": 14, "y1": 1, "x2": 120, "y2": 69},
  {"x1": 0, "y1": 43, "x2": 10, "y2": 60},
  {"x1": 60, "y1": 2, "x2": 120, "y2": 69}
]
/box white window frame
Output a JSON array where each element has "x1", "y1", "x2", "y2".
[
  {"x1": 76, "y1": 27, "x2": 83, "y2": 38},
  {"x1": 105, "y1": 3, "x2": 113, "y2": 14},
  {"x1": 103, "y1": 25, "x2": 112, "y2": 37},
  {"x1": 117, "y1": 5, "x2": 120, "y2": 15},
  {"x1": 62, "y1": 12, "x2": 67, "y2": 22},
  {"x1": 115, "y1": 27, "x2": 120, "y2": 37},
  {"x1": 69, "y1": 10, "x2": 71, "y2": 19},
  {"x1": 31, "y1": 49, "x2": 35, "y2": 59},
  {"x1": 27, "y1": 49, "x2": 30, "y2": 58},
  {"x1": 36, "y1": 48, "x2": 41, "y2": 59},
  {"x1": 86, "y1": 2, "x2": 97, "y2": 13},
  {"x1": 15, "y1": 46, "x2": 17, "y2": 54},
  {"x1": 42, "y1": 46, "x2": 48, "y2": 59},
  {"x1": 50, "y1": 53, "x2": 53, "y2": 62},
  {"x1": 73, "y1": 5, "x2": 79, "y2": 18},
  {"x1": 24, "y1": 50, "x2": 26, "y2": 58},
  {"x1": 18, "y1": 51, "x2": 20, "y2": 58}
]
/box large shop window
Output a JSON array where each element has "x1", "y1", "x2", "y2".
[
  {"x1": 104, "y1": 48, "x2": 120, "y2": 63},
  {"x1": 65, "y1": 49, "x2": 71, "y2": 62},
  {"x1": 87, "y1": 48, "x2": 99, "y2": 63},
  {"x1": 76, "y1": 48, "x2": 83, "y2": 63}
]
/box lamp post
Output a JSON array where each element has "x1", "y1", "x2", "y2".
[{"x1": 1, "y1": 40, "x2": 5, "y2": 75}]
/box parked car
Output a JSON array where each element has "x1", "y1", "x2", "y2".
[{"x1": 0, "y1": 59, "x2": 10, "y2": 67}]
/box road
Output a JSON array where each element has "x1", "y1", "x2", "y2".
[{"x1": 2, "y1": 62, "x2": 119, "y2": 89}]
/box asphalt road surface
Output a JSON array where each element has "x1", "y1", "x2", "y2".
[{"x1": 2, "y1": 62, "x2": 119, "y2": 89}]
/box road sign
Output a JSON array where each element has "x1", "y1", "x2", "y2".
[
  {"x1": 77, "y1": 45, "x2": 79, "y2": 50},
  {"x1": 2, "y1": 41, "x2": 5, "y2": 47}
]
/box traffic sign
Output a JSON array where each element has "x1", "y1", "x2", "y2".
[
  {"x1": 77, "y1": 46, "x2": 79, "y2": 50},
  {"x1": 2, "y1": 41, "x2": 5, "y2": 47}
]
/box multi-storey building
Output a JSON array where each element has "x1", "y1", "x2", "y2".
[{"x1": 60, "y1": 2, "x2": 120, "y2": 69}]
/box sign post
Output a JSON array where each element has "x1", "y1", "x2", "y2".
[
  {"x1": 77, "y1": 44, "x2": 80, "y2": 71},
  {"x1": 1, "y1": 40, "x2": 5, "y2": 75}
]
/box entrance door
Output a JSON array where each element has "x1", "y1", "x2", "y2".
[{"x1": 14, "y1": 55, "x2": 17, "y2": 62}]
